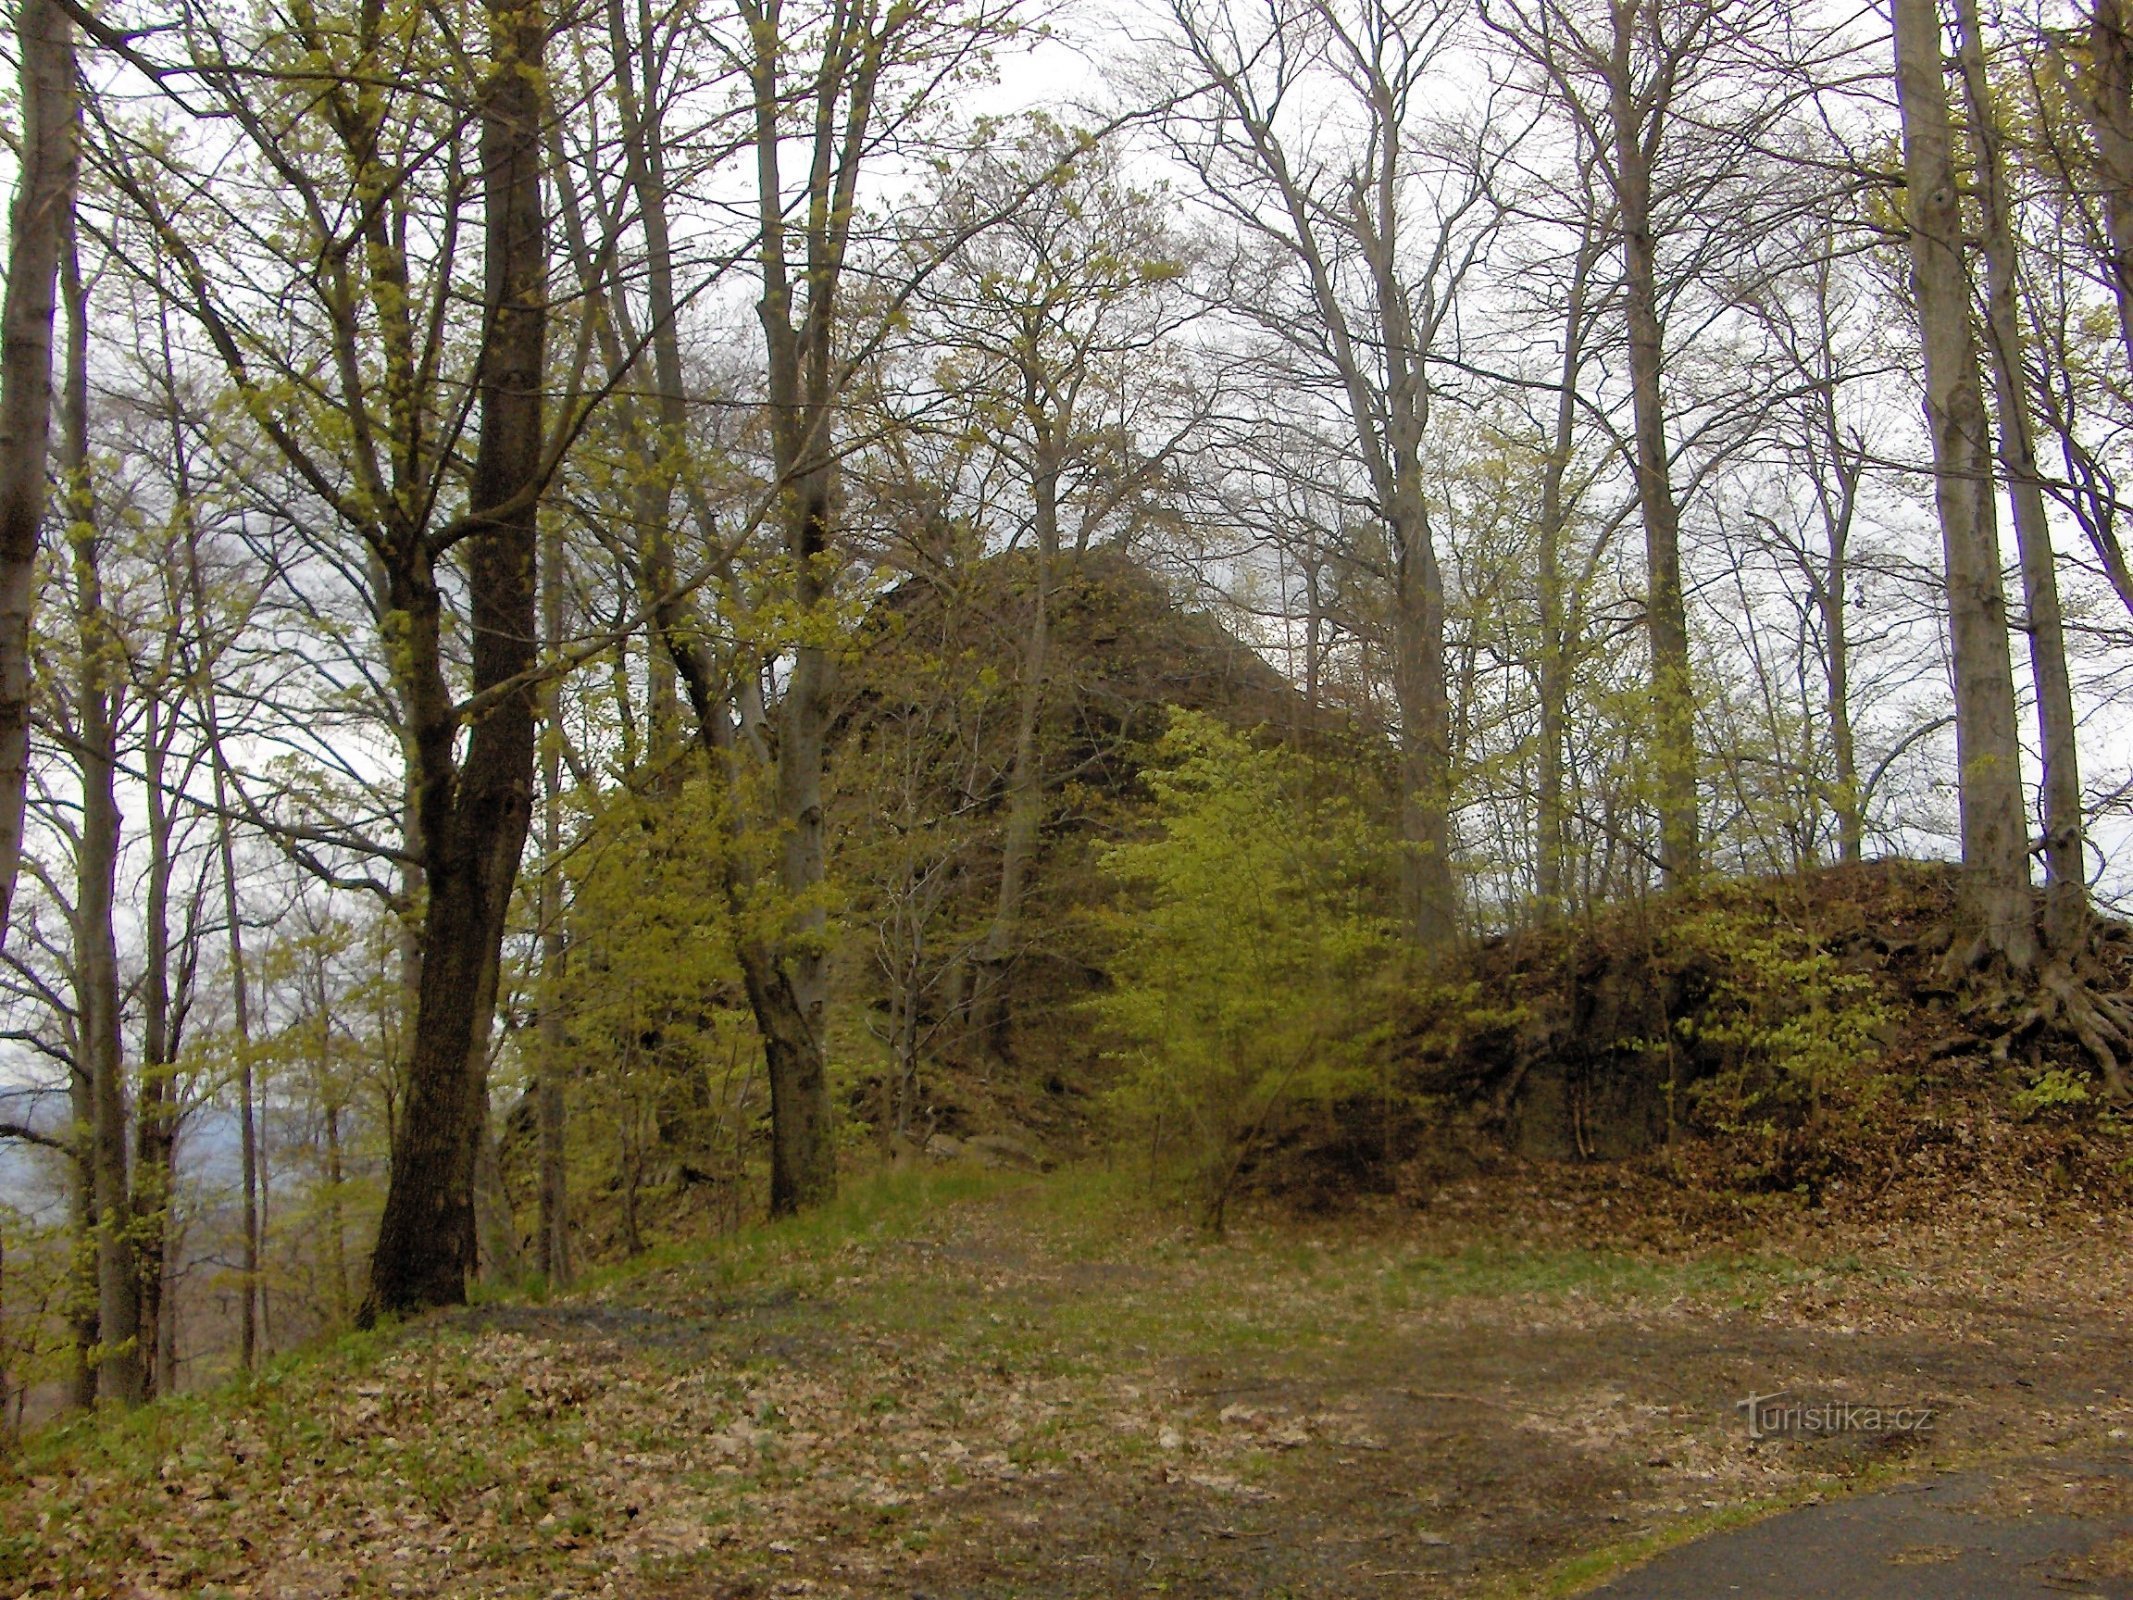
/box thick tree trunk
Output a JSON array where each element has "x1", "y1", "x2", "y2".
[
  {"x1": 747, "y1": 935, "x2": 836, "y2": 1211},
  {"x1": 1956, "y1": 0, "x2": 2089, "y2": 953},
  {"x1": 364, "y1": 0, "x2": 545, "y2": 1319},
  {"x1": 1609, "y1": 18, "x2": 1698, "y2": 887},
  {"x1": 0, "y1": 0, "x2": 75, "y2": 952},
  {"x1": 1891, "y1": 0, "x2": 2036, "y2": 967},
  {"x1": 1364, "y1": 170, "x2": 1456, "y2": 947}
]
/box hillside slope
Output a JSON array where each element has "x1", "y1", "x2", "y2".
[
  {"x1": 1373, "y1": 860, "x2": 2133, "y2": 1229},
  {"x1": 10, "y1": 1165, "x2": 2133, "y2": 1598}
]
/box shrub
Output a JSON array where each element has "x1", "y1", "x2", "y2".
[
  {"x1": 1090, "y1": 712, "x2": 1400, "y2": 1228},
  {"x1": 1665, "y1": 902, "x2": 1891, "y2": 1143}
]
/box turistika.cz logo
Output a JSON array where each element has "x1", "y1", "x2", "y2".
[{"x1": 1735, "y1": 1390, "x2": 1937, "y2": 1441}]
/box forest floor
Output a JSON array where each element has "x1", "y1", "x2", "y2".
[{"x1": 8, "y1": 1158, "x2": 2133, "y2": 1599}]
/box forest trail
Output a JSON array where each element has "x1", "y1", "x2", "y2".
[{"x1": 8, "y1": 1164, "x2": 2133, "y2": 1598}]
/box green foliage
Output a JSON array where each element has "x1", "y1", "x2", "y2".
[
  {"x1": 0, "y1": 1200, "x2": 81, "y2": 1442},
  {"x1": 1663, "y1": 902, "x2": 1891, "y2": 1135},
  {"x1": 1090, "y1": 711, "x2": 1399, "y2": 1226},
  {"x1": 1403, "y1": 976, "x2": 1531, "y2": 1061},
  {"x1": 2012, "y1": 1066, "x2": 2092, "y2": 1121},
  {"x1": 529, "y1": 766, "x2": 764, "y2": 1248}
]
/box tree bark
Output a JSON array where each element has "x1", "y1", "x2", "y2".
[
  {"x1": 608, "y1": 0, "x2": 685, "y2": 765},
  {"x1": 726, "y1": 0, "x2": 888, "y2": 1214},
  {"x1": 2074, "y1": 0, "x2": 2133, "y2": 379},
  {"x1": 474, "y1": 1099, "x2": 523, "y2": 1282},
  {"x1": 1534, "y1": 197, "x2": 1603, "y2": 915},
  {"x1": 536, "y1": 512, "x2": 571, "y2": 1286},
  {"x1": 1609, "y1": 0, "x2": 1698, "y2": 887},
  {"x1": 134, "y1": 697, "x2": 179, "y2": 1396},
  {"x1": 0, "y1": 0, "x2": 76, "y2": 953},
  {"x1": 1890, "y1": 0, "x2": 2036, "y2": 967},
  {"x1": 970, "y1": 432, "x2": 1059, "y2": 1062},
  {"x1": 207, "y1": 731, "x2": 259, "y2": 1368},
  {"x1": 62, "y1": 232, "x2": 142, "y2": 1406},
  {"x1": 1954, "y1": 0, "x2": 2089, "y2": 953},
  {"x1": 364, "y1": 0, "x2": 546, "y2": 1318},
  {"x1": 64, "y1": 1102, "x2": 95, "y2": 1410}
]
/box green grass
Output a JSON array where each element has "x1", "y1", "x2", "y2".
[
  {"x1": 1, "y1": 1157, "x2": 1944, "y2": 1600},
  {"x1": 561, "y1": 1158, "x2": 1884, "y2": 1389}
]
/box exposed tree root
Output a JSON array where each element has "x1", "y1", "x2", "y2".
[
  {"x1": 2025, "y1": 960, "x2": 2133, "y2": 1101},
  {"x1": 1936, "y1": 914, "x2": 2133, "y2": 1102},
  {"x1": 1983, "y1": 917, "x2": 2133, "y2": 1101}
]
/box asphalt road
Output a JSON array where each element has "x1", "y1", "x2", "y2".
[{"x1": 1589, "y1": 1457, "x2": 2133, "y2": 1599}]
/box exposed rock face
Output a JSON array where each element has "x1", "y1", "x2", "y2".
[
  {"x1": 831, "y1": 549, "x2": 1363, "y2": 1135},
  {"x1": 1395, "y1": 862, "x2": 1967, "y2": 1165}
]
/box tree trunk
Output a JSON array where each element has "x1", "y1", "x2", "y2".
[
  {"x1": 971, "y1": 433, "x2": 1059, "y2": 1062},
  {"x1": 207, "y1": 746, "x2": 259, "y2": 1370},
  {"x1": 662, "y1": 605, "x2": 837, "y2": 1213},
  {"x1": 62, "y1": 235, "x2": 141, "y2": 1406},
  {"x1": 474, "y1": 1098, "x2": 522, "y2": 1283},
  {"x1": 769, "y1": 522, "x2": 837, "y2": 1213},
  {"x1": 1357, "y1": 105, "x2": 1456, "y2": 946},
  {"x1": 0, "y1": 0, "x2": 76, "y2": 952},
  {"x1": 323, "y1": 1097, "x2": 350, "y2": 1324},
  {"x1": 609, "y1": 0, "x2": 684, "y2": 765},
  {"x1": 1955, "y1": 0, "x2": 2089, "y2": 952},
  {"x1": 1609, "y1": 9, "x2": 1698, "y2": 887},
  {"x1": 1534, "y1": 206, "x2": 1600, "y2": 915},
  {"x1": 1890, "y1": 0, "x2": 2036, "y2": 967},
  {"x1": 187, "y1": 454, "x2": 258, "y2": 1360},
  {"x1": 134, "y1": 702, "x2": 178, "y2": 1397},
  {"x1": 1824, "y1": 532, "x2": 1862, "y2": 864},
  {"x1": 536, "y1": 514, "x2": 571, "y2": 1287},
  {"x1": 64, "y1": 1115, "x2": 95, "y2": 1410},
  {"x1": 1390, "y1": 496, "x2": 1457, "y2": 945},
  {"x1": 364, "y1": 0, "x2": 546, "y2": 1319},
  {"x1": 2076, "y1": 0, "x2": 2133, "y2": 379}
]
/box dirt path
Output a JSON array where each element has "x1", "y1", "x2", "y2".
[{"x1": 7, "y1": 1168, "x2": 2133, "y2": 1598}]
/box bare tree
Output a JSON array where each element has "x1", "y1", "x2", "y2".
[
  {"x1": 912, "y1": 129, "x2": 1204, "y2": 1057},
  {"x1": 1147, "y1": 0, "x2": 1500, "y2": 943}
]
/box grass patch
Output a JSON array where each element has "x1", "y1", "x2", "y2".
[{"x1": 4, "y1": 1158, "x2": 2091, "y2": 1600}]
